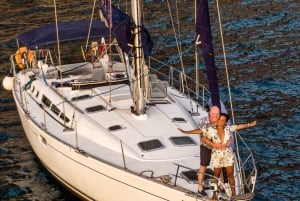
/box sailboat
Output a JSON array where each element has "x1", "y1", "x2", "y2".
[{"x1": 2, "y1": 0, "x2": 257, "y2": 200}]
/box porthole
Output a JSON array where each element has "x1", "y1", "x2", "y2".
[
  {"x1": 51, "y1": 104, "x2": 60, "y2": 115},
  {"x1": 60, "y1": 113, "x2": 70, "y2": 123},
  {"x1": 41, "y1": 95, "x2": 51, "y2": 107}
]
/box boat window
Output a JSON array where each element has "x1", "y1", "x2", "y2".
[
  {"x1": 108, "y1": 125, "x2": 122, "y2": 132},
  {"x1": 31, "y1": 86, "x2": 35, "y2": 93},
  {"x1": 169, "y1": 136, "x2": 196, "y2": 146},
  {"x1": 60, "y1": 113, "x2": 70, "y2": 123},
  {"x1": 172, "y1": 117, "x2": 187, "y2": 123},
  {"x1": 42, "y1": 95, "x2": 51, "y2": 107},
  {"x1": 149, "y1": 81, "x2": 167, "y2": 98},
  {"x1": 86, "y1": 105, "x2": 106, "y2": 113},
  {"x1": 138, "y1": 139, "x2": 164, "y2": 152},
  {"x1": 36, "y1": 91, "x2": 39, "y2": 98},
  {"x1": 38, "y1": 135, "x2": 47, "y2": 146},
  {"x1": 71, "y1": 94, "x2": 91, "y2": 101},
  {"x1": 51, "y1": 104, "x2": 60, "y2": 115}
]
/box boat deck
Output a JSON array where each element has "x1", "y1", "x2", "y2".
[{"x1": 14, "y1": 65, "x2": 212, "y2": 194}]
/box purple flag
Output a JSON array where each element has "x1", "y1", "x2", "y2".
[{"x1": 195, "y1": 0, "x2": 220, "y2": 110}]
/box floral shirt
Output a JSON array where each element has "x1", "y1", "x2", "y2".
[
  {"x1": 205, "y1": 125, "x2": 236, "y2": 145},
  {"x1": 198, "y1": 117, "x2": 216, "y2": 149},
  {"x1": 207, "y1": 125, "x2": 237, "y2": 168}
]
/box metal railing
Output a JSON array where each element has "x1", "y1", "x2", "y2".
[
  {"x1": 235, "y1": 132, "x2": 257, "y2": 194},
  {"x1": 147, "y1": 56, "x2": 210, "y2": 109}
]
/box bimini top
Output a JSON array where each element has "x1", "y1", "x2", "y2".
[{"x1": 17, "y1": 20, "x2": 112, "y2": 49}]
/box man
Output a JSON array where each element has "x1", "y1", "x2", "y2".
[{"x1": 178, "y1": 105, "x2": 223, "y2": 196}]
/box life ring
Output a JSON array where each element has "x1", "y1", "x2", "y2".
[{"x1": 15, "y1": 47, "x2": 34, "y2": 68}]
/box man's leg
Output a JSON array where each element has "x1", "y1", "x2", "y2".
[
  {"x1": 198, "y1": 145, "x2": 211, "y2": 195},
  {"x1": 197, "y1": 165, "x2": 207, "y2": 191}
]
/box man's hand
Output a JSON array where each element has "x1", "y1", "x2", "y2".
[
  {"x1": 224, "y1": 138, "x2": 232, "y2": 147},
  {"x1": 214, "y1": 143, "x2": 226, "y2": 149}
]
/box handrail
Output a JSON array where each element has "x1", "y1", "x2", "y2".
[
  {"x1": 10, "y1": 49, "x2": 54, "y2": 74},
  {"x1": 173, "y1": 163, "x2": 231, "y2": 198},
  {"x1": 147, "y1": 56, "x2": 210, "y2": 108},
  {"x1": 235, "y1": 132, "x2": 257, "y2": 194}
]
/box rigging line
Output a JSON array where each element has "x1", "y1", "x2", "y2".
[
  {"x1": 53, "y1": 0, "x2": 66, "y2": 126},
  {"x1": 215, "y1": 0, "x2": 234, "y2": 123},
  {"x1": 84, "y1": 0, "x2": 97, "y2": 53},
  {"x1": 166, "y1": 0, "x2": 184, "y2": 69},
  {"x1": 61, "y1": 62, "x2": 92, "y2": 73},
  {"x1": 108, "y1": 0, "x2": 112, "y2": 105},
  {"x1": 166, "y1": 0, "x2": 192, "y2": 104},
  {"x1": 216, "y1": 0, "x2": 244, "y2": 190},
  {"x1": 174, "y1": 1, "x2": 195, "y2": 111},
  {"x1": 55, "y1": 83, "x2": 128, "y2": 107},
  {"x1": 175, "y1": 0, "x2": 183, "y2": 56},
  {"x1": 53, "y1": 0, "x2": 61, "y2": 71},
  {"x1": 108, "y1": 0, "x2": 113, "y2": 61},
  {"x1": 141, "y1": 0, "x2": 144, "y2": 23},
  {"x1": 149, "y1": 46, "x2": 194, "y2": 72},
  {"x1": 71, "y1": 85, "x2": 80, "y2": 129}
]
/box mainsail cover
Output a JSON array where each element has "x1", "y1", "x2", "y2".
[
  {"x1": 99, "y1": 0, "x2": 153, "y2": 56},
  {"x1": 18, "y1": 20, "x2": 111, "y2": 49},
  {"x1": 195, "y1": 0, "x2": 220, "y2": 109}
]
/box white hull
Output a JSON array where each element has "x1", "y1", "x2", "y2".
[
  {"x1": 12, "y1": 65, "x2": 217, "y2": 200},
  {"x1": 14, "y1": 88, "x2": 205, "y2": 201}
]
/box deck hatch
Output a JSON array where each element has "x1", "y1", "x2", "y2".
[
  {"x1": 180, "y1": 170, "x2": 198, "y2": 184},
  {"x1": 172, "y1": 117, "x2": 186, "y2": 123},
  {"x1": 169, "y1": 136, "x2": 196, "y2": 146},
  {"x1": 138, "y1": 139, "x2": 164, "y2": 152},
  {"x1": 86, "y1": 105, "x2": 106, "y2": 113},
  {"x1": 71, "y1": 94, "x2": 91, "y2": 101},
  {"x1": 108, "y1": 125, "x2": 122, "y2": 131},
  {"x1": 148, "y1": 100, "x2": 170, "y2": 104}
]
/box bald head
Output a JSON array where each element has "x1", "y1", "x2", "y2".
[{"x1": 209, "y1": 106, "x2": 220, "y2": 124}]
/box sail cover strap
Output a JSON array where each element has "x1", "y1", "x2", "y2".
[{"x1": 99, "y1": 1, "x2": 153, "y2": 56}]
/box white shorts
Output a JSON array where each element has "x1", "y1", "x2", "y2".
[{"x1": 211, "y1": 148, "x2": 234, "y2": 168}]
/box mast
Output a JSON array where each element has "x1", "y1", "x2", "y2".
[
  {"x1": 131, "y1": 0, "x2": 146, "y2": 116},
  {"x1": 99, "y1": 0, "x2": 152, "y2": 116}
]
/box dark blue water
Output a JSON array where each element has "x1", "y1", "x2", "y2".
[{"x1": 0, "y1": 0, "x2": 299, "y2": 200}]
